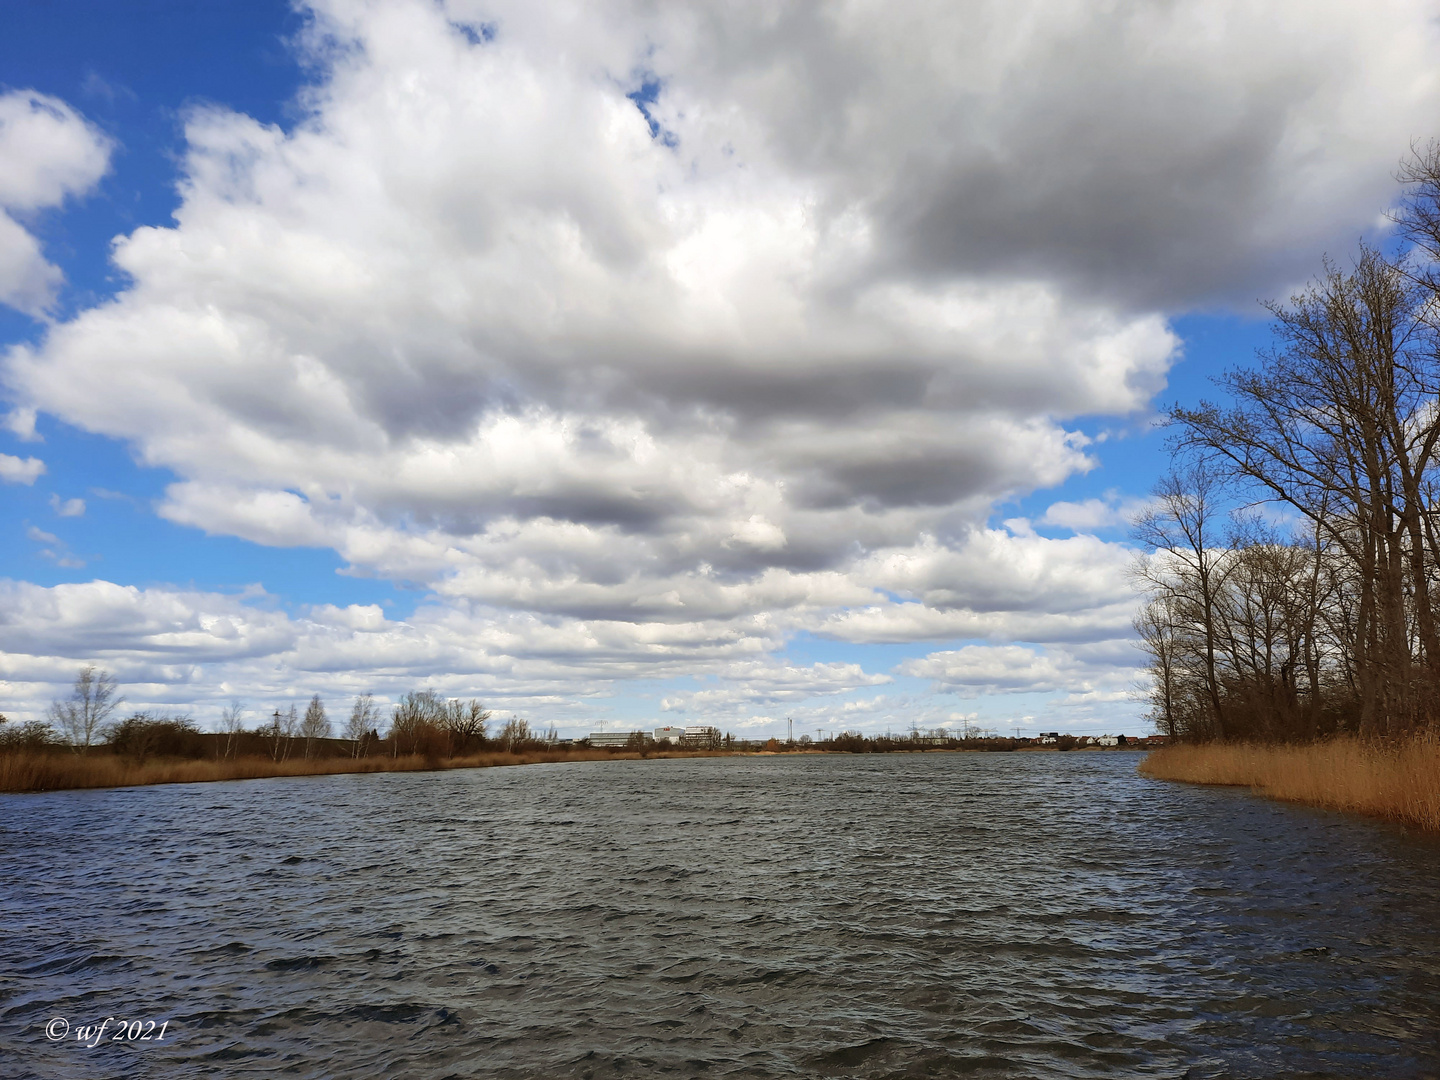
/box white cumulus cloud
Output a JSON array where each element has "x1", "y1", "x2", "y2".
[
  {"x1": 1039, "y1": 492, "x2": 1155, "y2": 532},
  {"x1": 0, "y1": 453, "x2": 44, "y2": 484},
  {"x1": 0, "y1": 91, "x2": 112, "y2": 315},
  {"x1": 899, "y1": 642, "x2": 1144, "y2": 702}
]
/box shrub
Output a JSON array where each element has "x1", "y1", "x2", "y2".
[
  {"x1": 105, "y1": 712, "x2": 204, "y2": 763},
  {"x1": 0, "y1": 719, "x2": 58, "y2": 752}
]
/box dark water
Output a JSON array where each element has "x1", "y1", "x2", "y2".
[{"x1": 2, "y1": 752, "x2": 1438, "y2": 1079}]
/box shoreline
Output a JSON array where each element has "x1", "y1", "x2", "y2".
[
  {"x1": 0, "y1": 747, "x2": 732, "y2": 795},
  {"x1": 1138, "y1": 738, "x2": 1440, "y2": 832},
  {"x1": 0, "y1": 743, "x2": 1143, "y2": 795}
]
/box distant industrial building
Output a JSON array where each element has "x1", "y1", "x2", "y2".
[
  {"x1": 586, "y1": 725, "x2": 722, "y2": 748},
  {"x1": 587, "y1": 731, "x2": 647, "y2": 746}
]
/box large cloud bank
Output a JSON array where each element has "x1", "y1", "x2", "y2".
[{"x1": 5, "y1": 0, "x2": 1439, "y2": 727}]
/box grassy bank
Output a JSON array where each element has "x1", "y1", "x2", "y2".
[
  {"x1": 1139, "y1": 737, "x2": 1440, "y2": 831},
  {"x1": 0, "y1": 747, "x2": 727, "y2": 795}
]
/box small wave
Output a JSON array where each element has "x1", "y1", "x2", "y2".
[
  {"x1": 264, "y1": 955, "x2": 335, "y2": 971},
  {"x1": 19, "y1": 951, "x2": 128, "y2": 976},
  {"x1": 194, "y1": 941, "x2": 251, "y2": 956}
]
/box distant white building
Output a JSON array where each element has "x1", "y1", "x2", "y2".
[
  {"x1": 1094, "y1": 735, "x2": 1119, "y2": 747},
  {"x1": 653, "y1": 725, "x2": 685, "y2": 744}
]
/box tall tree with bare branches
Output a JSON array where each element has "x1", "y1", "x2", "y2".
[
  {"x1": 47, "y1": 666, "x2": 121, "y2": 752},
  {"x1": 1170, "y1": 247, "x2": 1440, "y2": 732},
  {"x1": 346, "y1": 693, "x2": 379, "y2": 758},
  {"x1": 300, "y1": 694, "x2": 330, "y2": 758}
]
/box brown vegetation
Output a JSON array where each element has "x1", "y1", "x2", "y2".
[
  {"x1": 1139, "y1": 737, "x2": 1440, "y2": 831},
  {"x1": 0, "y1": 746, "x2": 729, "y2": 795},
  {"x1": 825, "y1": 731, "x2": 1025, "y2": 753}
]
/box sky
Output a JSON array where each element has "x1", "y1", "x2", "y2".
[{"x1": 2, "y1": 0, "x2": 1438, "y2": 739}]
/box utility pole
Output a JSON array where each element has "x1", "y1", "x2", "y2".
[{"x1": 787, "y1": 716, "x2": 793, "y2": 744}]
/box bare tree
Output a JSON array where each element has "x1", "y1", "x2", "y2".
[
  {"x1": 440, "y1": 699, "x2": 490, "y2": 757},
  {"x1": 266, "y1": 705, "x2": 299, "y2": 762},
  {"x1": 1133, "y1": 595, "x2": 1183, "y2": 739},
  {"x1": 1171, "y1": 247, "x2": 1440, "y2": 733},
  {"x1": 497, "y1": 716, "x2": 532, "y2": 752},
  {"x1": 345, "y1": 693, "x2": 379, "y2": 758},
  {"x1": 300, "y1": 694, "x2": 330, "y2": 758},
  {"x1": 1131, "y1": 463, "x2": 1235, "y2": 740},
  {"x1": 220, "y1": 700, "x2": 245, "y2": 760},
  {"x1": 46, "y1": 666, "x2": 121, "y2": 752},
  {"x1": 1392, "y1": 140, "x2": 1440, "y2": 290},
  {"x1": 265, "y1": 709, "x2": 283, "y2": 761},
  {"x1": 1128, "y1": 151, "x2": 1440, "y2": 743},
  {"x1": 1214, "y1": 534, "x2": 1317, "y2": 739},
  {"x1": 282, "y1": 704, "x2": 298, "y2": 761},
  {"x1": 389, "y1": 690, "x2": 443, "y2": 756}
]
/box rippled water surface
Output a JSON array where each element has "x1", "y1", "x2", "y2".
[{"x1": 3, "y1": 752, "x2": 1439, "y2": 1078}]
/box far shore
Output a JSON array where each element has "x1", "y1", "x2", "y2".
[
  {"x1": 0, "y1": 746, "x2": 741, "y2": 795},
  {"x1": 1139, "y1": 737, "x2": 1440, "y2": 832},
  {"x1": 0, "y1": 741, "x2": 1149, "y2": 795}
]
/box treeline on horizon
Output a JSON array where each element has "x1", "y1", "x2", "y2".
[
  {"x1": 0, "y1": 669, "x2": 1115, "y2": 767},
  {"x1": 0, "y1": 674, "x2": 566, "y2": 765},
  {"x1": 1135, "y1": 143, "x2": 1440, "y2": 745},
  {"x1": 0, "y1": 674, "x2": 1066, "y2": 763}
]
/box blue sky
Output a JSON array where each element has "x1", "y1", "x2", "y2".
[
  {"x1": 1, "y1": 0, "x2": 411, "y2": 608},
  {"x1": 0, "y1": 0, "x2": 1418, "y2": 737}
]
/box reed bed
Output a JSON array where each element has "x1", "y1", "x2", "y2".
[
  {"x1": 1139, "y1": 737, "x2": 1440, "y2": 831},
  {"x1": 0, "y1": 747, "x2": 726, "y2": 795}
]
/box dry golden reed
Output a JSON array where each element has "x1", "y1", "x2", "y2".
[
  {"x1": 1139, "y1": 737, "x2": 1440, "y2": 831},
  {"x1": 0, "y1": 747, "x2": 725, "y2": 795}
]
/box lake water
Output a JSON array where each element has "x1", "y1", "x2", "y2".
[{"x1": 2, "y1": 752, "x2": 1438, "y2": 1078}]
